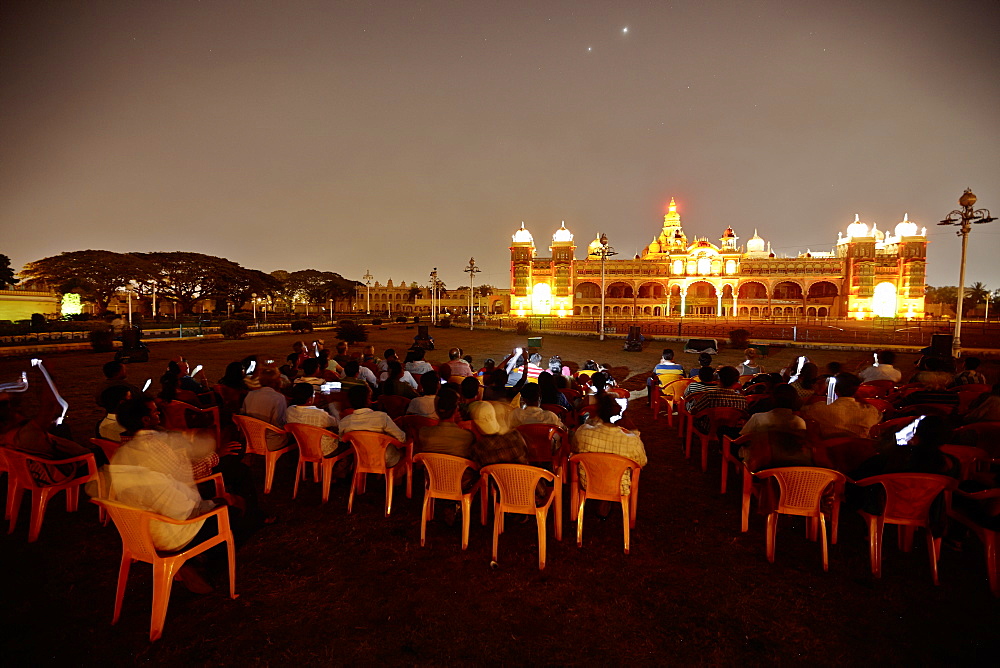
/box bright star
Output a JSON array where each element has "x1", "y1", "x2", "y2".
[
  {"x1": 587, "y1": 46, "x2": 592, "y2": 51},
  {"x1": 623, "y1": 27, "x2": 628, "y2": 34}
]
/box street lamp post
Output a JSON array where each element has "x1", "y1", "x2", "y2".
[
  {"x1": 126, "y1": 289, "x2": 133, "y2": 327},
  {"x1": 939, "y1": 188, "x2": 995, "y2": 358},
  {"x1": 464, "y1": 257, "x2": 481, "y2": 331},
  {"x1": 596, "y1": 233, "x2": 617, "y2": 341},
  {"x1": 430, "y1": 268, "x2": 439, "y2": 325},
  {"x1": 363, "y1": 269, "x2": 373, "y2": 315},
  {"x1": 252, "y1": 293, "x2": 257, "y2": 322}
]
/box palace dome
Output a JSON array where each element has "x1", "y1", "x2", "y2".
[
  {"x1": 552, "y1": 221, "x2": 573, "y2": 243},
  {"x1": 846, "y1": 214, "x2": 870, "y2": 239},
  {"x1": 512, "y1": 222, "x2": 534, "y2": 244},
  {"x1": 894, "y1": 213, "x2": 919, "y2": 238},
  {"x1": 746, "y1": 229, "x2": 766, "y2": 253}
]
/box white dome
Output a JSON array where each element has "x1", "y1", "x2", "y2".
[
  {"x1": 552, "y1": 221, "x2": 573, "y2": 243},
  {"x1": 512, "y1": 222, "x2": 534, "y2": 244},
  {"x1": 846, "y1": 214, "x2": 869, "y2": 239},
  {"x1": 746, "y1": 229, "x2": 766, "y2": 253},
  {"x1": 894, "y1": 213, "x2": 919, "y2": 238}
]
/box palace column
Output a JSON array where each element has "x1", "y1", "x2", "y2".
[
  {"x1": 680, "y1": 287, "x2": 687, "y2": 317},
  {"x1": 716, "y1": 287, "x2": 723, "y2": 318}
]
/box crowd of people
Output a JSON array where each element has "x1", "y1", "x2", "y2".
[{"x1": 2, "y1": 334, "x2": 997, "y2": 595}]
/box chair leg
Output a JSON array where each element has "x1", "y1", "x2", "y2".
[
  {"x1": 621, "y1": 497, "x2": 630, "y2": 554},
  {"x1": 721, "y1": 454, "x2": 729, "y2": 495},
  {"x1": 570, "y1": 476, "x2": 579, "y2": 522},
  {"x1": 263, "y1": 453, "x2": 277, "y2": 494},
  {"x1": 479, "y1": 480, "x2": 488, "y2": 526},
  {"x1": 112, "y1": 553, "x2": 132, "y2": 624},
  {"x1": 576, "y1": 497, "x2": 586, "y2": 547},
  {"x1": 320, "y1": 461, "x2": 333, "y2": 504},
  {"x1": 28, "y1": 488, "x2": 53, "y2": 542},
  {"x1": 420, "y1": 493, "x2": 430, "y2": 547},
  {"x1": 684, "y1": 424, "x2": 693, "y2": 459},
  {"x1": 831, "y1": 499, "x2": 841, "y2": 545},
  {"x1": 927, "y1": 530, "x2": 941, "y2": 586},
  {"x1": 741, "y1": 472, "x2": 752, "y2": 533},
  {"x1": 7, "y1": 484, "x2": 24, "y2": 533},
  {"x1": 536, "y1": 509, "x2": 548, "y2": 570},
  {"x1": 553, "y1": 480, "x2": 562, "y2": 542},
  {"x1": 384, "y1": 471, "x2": 394, "y2": 517},
  {"x1": 491, "y1": 506, "x2": 500, "y2": 563},
  {"x1": 226, "y1": 539, "x2": 237, "y2": 599},
  {"x1": 405, "y1": 461, "x2": 413, "y2": 500},
  {"x1": 293, "y1": 460, "x2": 303, "y2": 499},
  {"x1": 347, "y1": 471, "x2": 359, "y2": 513},
  {"x1": 150, "y1": 559, "x2": 180, "y2": 642},
  {"x1": 766, "y1": 512, "x2": 777, "y2": 563},
  {"x1": 700, "y1": 435, "x2": 709, "y2": 473},
  {"x1": 873, "y1": 516, "x2": 885, "y2": 578},
  {"x1": 461, "y1": 497, "x2": 472, "y2": 550},
  {"x1": 819, "y1": 513, "x2": 829, "y2": 572},
  {"x1": 985, "y1": 532, "x2": 998, "y2": 597},
  {"x1": 66, "y1": 485, "x2": 80, "y2": 512}
]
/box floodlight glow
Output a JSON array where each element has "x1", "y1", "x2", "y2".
[
  {"x1": 872, "y1": 282, "x2": 898, "y2": 318},
  {"x1": 60, "y1": 293, "x2": 82, "y2": 316},
  {"x1": 143, "y1": 379, "x2": 152, "y2": 392}
]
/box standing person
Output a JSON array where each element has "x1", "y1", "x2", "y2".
[{"x1": 241, "y1": 368, "x2": 289, "y2": 451}]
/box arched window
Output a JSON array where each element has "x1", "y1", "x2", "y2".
[
  {"x1": 673, "y1": 260, "x2": 684, "y2": 275},
  {"x1": 697, "y1": 257, "x2": 711, "y2": 275}
]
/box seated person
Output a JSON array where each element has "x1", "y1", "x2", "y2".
[
  {"x1": 98, "y1": 384, "x2": 133, "y2": 442},
  {"x1": 215, "y1": 361, "x2": 250, "y2": 417},
  {"x1": 416, "y1": 388, "x2": 475, "y2": 460},
  {"x1": 477, "y1": 358, "x2": 496, "y2": 380},
  {"x1": 241, "y1": 368, "x2": 290, "y2": 451},
  {"x1": 654, "y1": 348, "x2": 685, "y2": 378},
  {"x1": 859, "y1": 350, "x2": 902, "y2": 384},
  {"x1": 737, "y1": 348, "x2": 765, "y2": 377},
  {"x1": 739, "y1": 385, "x2": 805, "y2": 437},
  {"x1": 168, "y1": 357, "x2": 212, "y2": 400},
  {"x1": 547, "y1": 355, "x2": 572, "y2": 378},
  {"x1": 950, "y1": 356, "x2": 987, "y2": 387},
  {"x1": 789, "y1": 362, "x2": 820, "y2": 400},
  {"x1": 458, "y1": 377, "x2": 482, "y2": 420},
  {"x1": 292, "y1": 358, "x2": 325, "y2": 392},
  {"x1": 508, "y1": 384, "x2": 566, "y2": 430},
  {"x1": 338, "y1": 384, "x2": 406, "y2": 468},
  {"x1": 379, "y1": 361, "x2": 418, "y2": 398},
  {"x1": 538, "y1": 371, "x2": 571, "y2": 409},
  {"x1": 470, "y1": 401, "x2": 529, "y2": 466},
  {"x1": 801, "y1": 373, "x2": 881, "y2": 438},
  {"x1": 341, "y1": 360, "x2": 375, "y2": 391},
  {"x1": 739, "y1": 430, "x2": 814, "y2": 472},
  {"x1": 404, "y1": 348, "x2": 434, "y2": 377},
  {"x1": 898, "y1": 372, "x2": 960, "y2": 409},
  {"x1": 684, "y1": 366, "x2": 718, "y2": 400},
  {"x1": 910, "y1": 357, "x2": 954, "y2": 389},
  {"x1": 2, "y1": 382, "x2": 93, "y2": 482},
  {"x1": 406, "y1": 371, "x2": 441, "y2": 418},
  {"x1": 572, "y1": 394, "x2": 647, "y2": 496},
  {"x1": 317, "y1": 350, "x2": 345, "y2": 380},
  {"x1": 332, "y1": 341, "x2": 352, "y2": 368},
  {"x1": 377, "y1": 348, "x2": 399, "y2": 375},
  {"x1": 94, "y1": 360, "x2": 142, "y2": 408},
  {"x1": 284, "y1": 382, "x2": 342, "y2": 457},
  {"x1": 443, "y1": 348, "x2": 474, "y2": 378},
  {"x1": 689, "y1": 352, "x2": 714, "y2": 379},
  {"x1": 687, "y1": 367, "x2": 748, "y2": 433}
]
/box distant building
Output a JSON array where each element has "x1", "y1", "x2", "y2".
[
  {"x1": 509, "y1": 197, "x2": 928, "y2": 320},
  {"x1": 0, "y1": 283, "x2": 60, "y2": 321},
  {"x1": 354, "y1": 279, "x2": 509, "y2": 316}
]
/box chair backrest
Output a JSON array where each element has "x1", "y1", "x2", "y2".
[
  {"x1": 232, "y1": 414, "x2": 286, "y2": 456},
  {"x1": 448, "y1": 375, "x2": 466, "y2": 385},
  {"x1": 569, "y1": 452, "x2": 638, "y2": 500},
  {"x1": 954, "y1": 383, "x2": 990, "y2": 395},
  {"x1": 896, "y1": 403, "x2": 955, "y2": 418},
  {"x1": 812, "y1": 437, "x2": 878, "y2": 473},
  {"x1": 693, "y1": 406, "x2": 748, "y2": 431},
  {"x1": 285, "y1": 423, "x2": 330, "y2": 462},
  {"x1": 375, "y1": 395, "x2": 411, "y2": 419},
  {"x1": 342, "y1": 431, "x2": 403, "y2": 474},
  {"x1": 91, "y1": 498, "x2": 163, "y2": 562},
  {"x1": 160, "y1": 401, "x2": 200, "y2": 430},
  {"x1": 559, "y1": 388, "x2": 582, "y2": 401},
  {"x1": 868, "y1": 415, "x2": 918, "y2": 439},
  {"x1": 90, "y1": 437, "x2": 122, "y2": 462},
  {"x1": 861, "y1": 398, "x2": 892, "y2": 414},
  {"x1": 662, "y1": 377, "x2": 692, "y2": 402},
  {"x1": 951, "y1": 421, "x2": 1000, "y2": 451},
  {"x1": 481, "y1": 463, "x2": 555, "y2": 514},
  {"x1": 540, "y1": 404, "x2": 568, "y2": 419},
  {"x1": 757, "y1": 467, "x2": 845, "y2": 516},
  {"x1": 857, "y1": 473, "x2": 957, "y2": 524},
  {"x1": 939, "y1": 444, "x2": 990, "y2": 480},
  {"x1": 413, "y1": 453, "x2": 477, "y2": 499},
  {"x1": 395, "y1": 415, "x2": 438, "y2": 451},
  {"x1": 514, "y1": 424, "x2": 561, "y2": 463}
]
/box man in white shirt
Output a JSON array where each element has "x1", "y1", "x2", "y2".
[
  {"x1": 241, "y1": 368, "x2": 289, "y2": 450},
  {"x1": 572, "y1": 394, "x2": 647, "y2": 495},
  {"x1": 406, "y1": 371, "x2": 441, "y2": 418},
  {"x1": 801, "y1": 373, "x2": 881, "y2": 438},
  {"x1": 858, "y1": 350, "x2": 902, "y2": 384},
  {"x1": 284, "y1": 383, "x2": 341, "y2": 456},
  {"x1": 339, "y1": 385, "x2": 407, "y2": 467}
]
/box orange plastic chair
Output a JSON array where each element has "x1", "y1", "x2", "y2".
[
  {"x1": 686, "y1": 406, "x2": 748, "y2": 473},
  {"x1": 861, "y1": 398, "x2": 892, "y2": 414},
  {"x1": 514, "y1": 424, "x2": 569, "y2": 481},
  {"x1": 90, "y1": 438, "x2": 123, "y2": 525},
  {"x1": 860, "y1": 379, "x2": 896, "y2": 397},
  {"x1": 447, "y1": 375, "x2": 467, "y2": 385},
  {"x1": 811, "y1": 437, "x2": 878, "y2": 475},
  {"x1": 675, "y1": 390, "x2": 707, "y2": 439},
  {"x1": 232, "y1": 415, "x2": 292, "y2": 494},
  {"x1": 91, "y1": 473, "x2": 236, "y2": 642},
  {"x1": 952, "y1": 421, "x2": 1000, "y2": 454},
  {"x1": 568, "y1": 452, "x2": 641, "y2": 554},
  {"x1": 284, "y1": 423, "x2": 354, "y2": 504},
  {"x1": 374, "y1": 394, "x2": 411, "y2": 419},
  {"x1": 342, "y1": 431, "x2": 412, "y2": 516},
  {"x1": 720, "y1": 433, "x2": 750, "y2": 494},
  {"x1": 853, "y1": 473, "x2": 957, "y2": 585},
  {"x1": 480, "y1": 463, "x2": 561, "y2": 570},
  {"x1": 868, "y1": 416, "x2": 919, "y2": 440},
  {"x1": 894, "y1": 402, "x2": 956, "y2": 419},
  {"x1": 3, "y1": 445, "x2": 97, "y2": 542},
  {"x1": 754, "y1": 467, "x2": 846, "y2": 571},
  {"x1": 559, "y1": 388, "x2": 582, "y2": 403},
  {"x1": 652, "y1": 377, "x2": 692, "y2": 426},
  {"x1": 939, "y1": 444, "x2": 990, "y2": 481},
  {"x1": 412, "y1": 453, "x2": 487, "y2": 549},
  {"x1": 947, "y1": 488, "x2": 1000, "y2": 597},
  {"x1": 394, "y1": 415, "x2": 439, "y2": 451}
]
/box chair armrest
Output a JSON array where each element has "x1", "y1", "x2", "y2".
[
  {"x1": 18, "y1": 451, "x2": 98, "y2": 478},
  {"x1": 193, "y1": 472, "x2": 226, "y2": 496},
  {"x1": 152, "y1": 502, "x2": 229, "y2": 526}
]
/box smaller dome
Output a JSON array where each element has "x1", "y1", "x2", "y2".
[
  {"x1": 649, "y1": 240, "x2": 661, "y2": 253},
  {"x1": 894, "y1": 213, "x2": 919, "y2": 238},
  {"x1": 552, "y1": 221, "x2": 573, "y2": 243},
  {"x1": 587, "y1": 233, "x2": 603, "y2": 256},
  {"x1": 722, "y1": 227, "x2": 736, "y2": 238},
  {"x1": 512, "y1": 222, "x2": 534, "y2": 244},
  {"x1": 846, "y1": 214, "x2": 870, "y2": 239},
  {"x1": 872, "y1": 223, "x2": 885, "y2": 242},
  {"x1": 746, "y1": 229, "x2": 766, "y2": 253}
]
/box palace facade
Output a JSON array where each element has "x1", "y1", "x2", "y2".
[{"x1": 509, "y1": 198, "x2": 928, "y2": 320}]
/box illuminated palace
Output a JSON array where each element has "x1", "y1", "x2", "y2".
[{"x1": 509, "y1": 198, "x2": 928, "y2": 320}]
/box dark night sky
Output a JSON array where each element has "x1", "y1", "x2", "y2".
[{"x1": 2, "y1": 1, "x2": 998, "y2": 292}]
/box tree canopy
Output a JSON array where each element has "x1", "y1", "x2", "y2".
[
  {"x1": 0, "y1": 254, "x2": 18, "y2": 288},
  {"x1": 19, "y1": 250, "x2": 150, "y2": 313}
]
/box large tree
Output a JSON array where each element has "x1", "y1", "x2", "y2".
[
  {"x1": 19, "y1": 250, "x2": 149, "y2": 313},
  {"x1": 965, "y1": 282, "x2": 991, "y2": 314},
  {"x1": 0, "y1": 254, "x2": 18, "y2": 288},
  {"x1": 138, "y1": 251, "x2": 253, "y2": 314}
]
